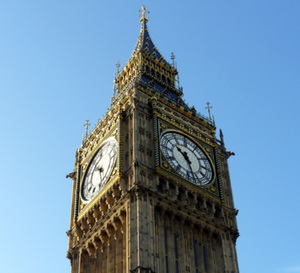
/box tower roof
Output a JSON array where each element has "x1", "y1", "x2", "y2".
[
  {"x1": 131, "y1": 5, "x2": 173, "y2": 69},
  {"x1": 82, "y1": 6, "x2": 215, "y2": 145},
  {"x1": 112, "y1": 6, "x2": 214, "y2": 129}
]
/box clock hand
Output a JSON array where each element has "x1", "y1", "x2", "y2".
[
  {"x1": 177, "y1": 146, "x2": 197, "y2": 183},
  {"x1": 97, "y1": 166, "x2": 104, "y2": 181},
  {"x1": 185, "y1": 158, "x2": 198, "y2": 183},
  {"x1": 176, "y1": 146, "x2": 191, "y2": 165}
]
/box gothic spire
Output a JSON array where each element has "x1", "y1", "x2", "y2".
[{"x1": 131, "y1": 5, "x2": 173, "y2": 69}]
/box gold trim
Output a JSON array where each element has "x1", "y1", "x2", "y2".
[
  {"x1": 159, "y1": 128, "x2": 215, "y2": 160},
  {"x1": 158, "y1": 129, "x2": 217, "y2": 192},
  {"x1": 77, "y1": 174, "x2": 121, "y2": 221},
  {"x1": 158, "y1": 116, "x2": 216, "y2": 148},
  {"x1": 79, "y1": 136, "x2": 119, "y2": 205},
  {"x1": 80, "y1": 124, "x2": 118, "y2": 164}
]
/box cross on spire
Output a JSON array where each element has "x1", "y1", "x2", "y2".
[
  {"x1": 139, "y1": 5, "x2": 149, "y2": 23},
  {"x1": 205, "y1": 102, "x2": 213, "y2": 120},
  {"x1": 83, "y1": 119, "x2": 91, "y2": 136}
]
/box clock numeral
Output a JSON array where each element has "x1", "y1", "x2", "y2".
[
  {"x1": 175, "y1": 165, "x2": 181, "y2": 172},
  {"x1": 187, "y1": 171, "x2": 195, "y2": 182},
  {"x1": 200, "y1": 164, "x2": 208, "y2": 171},
  {"x1": 166, "y1": 147, "x2": 173, "y2": 153},
  {"x1": 165, "y1": 155, "x2": 175, "y2": 162}
]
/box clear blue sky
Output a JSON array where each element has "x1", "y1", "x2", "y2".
[{"x1": 1, "y1": 1, "x2": 299, "y2": 272}]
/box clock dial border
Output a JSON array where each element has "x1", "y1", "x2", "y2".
[
  {"x1": 80, "y1": 137, "x2": 118, "y2": 203},
  {"x1": 159, "y1": 130, "x2": 215, "y2": 186}
]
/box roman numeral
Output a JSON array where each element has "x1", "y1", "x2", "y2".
[
  {"x1": 175, "y1": 165, "x2": 181, "y2": 172},
  {"x1": 166, "y1": 155, "x2": 175, "y2": 161}
]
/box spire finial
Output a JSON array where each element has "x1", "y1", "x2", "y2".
[
  {"x1": 116, "y1": 60, "x2": 120, "y2": 75},
  {"x1": 220, "y1": 129, "x2": 224, "y2": 146},
  {"x1": 205, "y1": 102, "x2": 213, "y2": 120},
  {"x1": 171, "y1": 52, "x2": 175, "y2": 67},
  {"x1": 83, "y1": 119, "x2": 91, "y2": 136},
  {"x1": 113, "y1": 61, "x2": 120, "y2": 98},
  {"x1": 139, "y1": 5, "x2": 149, "y2": 23}
]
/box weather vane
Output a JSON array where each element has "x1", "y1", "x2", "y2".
[
  {"x1": 83, "y1": 119, "x2": 91, "y2": 136},
  {"x1": 139, "y1": 5, "x2": 149, "y2": 23}
]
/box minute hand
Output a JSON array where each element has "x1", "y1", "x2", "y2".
[
  {"x1": 177, "y1": 146, "x2": 191, "y2": 164},
  {"x1": 177, "y1": 147, "x2": 197, "y2": 181}
]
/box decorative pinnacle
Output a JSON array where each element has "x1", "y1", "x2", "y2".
[
  {"x1": 114, "y1": 60, "x2": 120, "y2": 96},
  {"x1": 171, "y1": 52, "x2": 175, "y2": 66},
  {"x1": 83, "y1": 119, "x2": 91, "y2": 136},
  {"x1": 116, "y1": 61, "x2": 120, "y2": 74},
  {"x1": 139, "y1": 5, "x2": 149, "y2": 23},
  {"x1": 205, "y1": 102, "x2": 213, "y2": 120},
  {"x1": 220, "y1": 129, "x2": 224, "y2": 146}
]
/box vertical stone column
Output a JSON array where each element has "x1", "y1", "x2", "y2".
[
  {"x1": 154, "y1": 210, "x2": 163, "y2": 272},
  {"x1": 129, "y1": 192, "x2": 137, "y2": 271},
  {"x1": 231, "y1": 237, "x2": 239, "y2": 273},
  {"x1": 221, "y1": 232, "x2": 230, "y2": 272},
  {"x1": 148, "y1": 197, "x2": 156, "y2": 271},
  {"x1": 77, "y1": 249, "x2": 83, "y2": 273}
]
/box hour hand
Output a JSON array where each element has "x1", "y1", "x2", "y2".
[{"x1": 97, "y1": 166, "x2": 104, "y2": 180}]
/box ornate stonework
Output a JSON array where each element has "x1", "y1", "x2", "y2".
[{"x1": 67, "y1": 6, "x2": 239, "y2": 273}]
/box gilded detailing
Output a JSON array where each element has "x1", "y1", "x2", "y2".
[
  {"x1": 81, "y1": 94, "x2": 132, "y2": 153},
  {"x1": 68, "y1": 206, "x2": 126, "y2": 260},
  {"x1": 78, "y1": 175, "x2": 120, "y2": 219},
  {"x1": 70, "y1": 181, "x2": 125, "y2": 241},
  {"x1": 158, "y1": 129, "x2": 216, "y2": 177},
  {"x1": 154, "y1": 111, "x2": 221, "y2": 200},
  {"x1": 115, "y1": 56, "x2": 140, "y2": 92},
  {"x1": 67, "y1": 6, "x2": 239, "y2": 273},
  {"x1": 147, "y1": 95, "x2": 215, "y2": 139},
  {"x1": 67, "y1": 182, "x2": 127, "y2": 267},
  {"x1": 80, "y1": 126, "x2": 118, "y2": 164},
  {"x1": 141, "y1": 53, "x2": 177, "y2": 90},
  {"x1": 113, "y1": 9, "x2": 181, "y2": 110},
  {"x1": 115, "y1": 53, "x2": 177, "y2": 97},
  {"x1": 157, "y1": 141, "x2": 221, "y2": 200}
]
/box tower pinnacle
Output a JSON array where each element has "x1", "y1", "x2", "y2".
[
  {"x1": 83, "y1": 119, "x2": 90, "y2": 136},
  {"x1": 139, "y1": 5, "x2": 149, "y2": 23}
]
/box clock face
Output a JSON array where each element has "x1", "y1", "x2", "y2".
[
  {"x1": 160, "y1": 132, "x2": 213, "y2": 186},
  {"x1": 81, "y1": 137, "x2": 118, "y2": 202}
]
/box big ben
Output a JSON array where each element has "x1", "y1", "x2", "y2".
[{"x1": 67, "y1": 6, "x2": 239, "y2": 273}]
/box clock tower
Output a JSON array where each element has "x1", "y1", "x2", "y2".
[{"x1": 67, "y1": 6, "x2": 239, "y2": 273}]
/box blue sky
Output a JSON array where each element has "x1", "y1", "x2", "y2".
[{"x1": 1, "y1": 1, "x2": 299, "y2": 272}]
